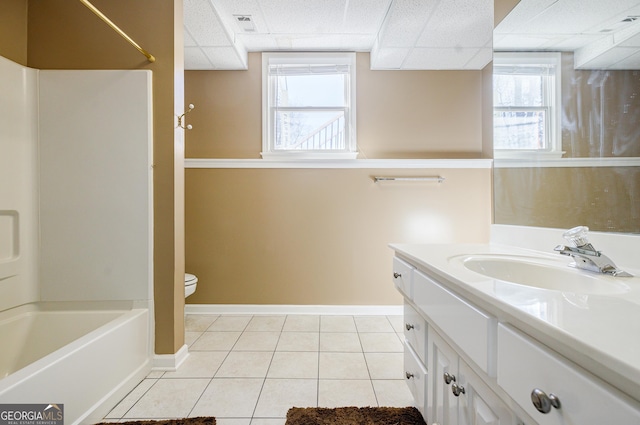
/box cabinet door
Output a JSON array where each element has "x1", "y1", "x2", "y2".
[
  {"x1": 428, "y1": 329, "x2": 458, "y2": 425},
  {"x1": 457, "y1": 360, "x2": 517, "y2": 425}
]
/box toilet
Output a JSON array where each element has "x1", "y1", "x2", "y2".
[{"x1": 184, "y1": 273, "x2": 198, "y2": 298}]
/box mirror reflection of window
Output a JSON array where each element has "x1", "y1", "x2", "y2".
[{"x1": 493, "y1": 52, "x2": 563, "y2": 159}]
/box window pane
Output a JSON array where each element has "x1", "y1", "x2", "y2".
[
  {"x1": 494, "y1": 110, "x2": 547, "y2": 150},
  {"x1": 274, "y1": 111, "x2": 345, "y2": 150},
  {"x1": 274, "y1": 74, "x2": 345, "y2": 107},
  {"x1": 493, "y1": 74, "x2": 543, "y2": 107}
]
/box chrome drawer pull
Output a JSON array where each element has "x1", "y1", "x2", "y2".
[
  {"x1": 405, "y1": 323, "x2": 414, "y2": 331},
  {"x1": 393, "y1": 272, "x2": 402, "y2": 279},
  {"x1": 443, "y1": 372, "x2": 456, "y2": 384},
  {"x1": 405, "y1": 372, "x2": 414, "y2": 379},
  {"x1": 531, "y1": 388, "x2": 561, "y2": 414},
  {"x1": 452, "y1": 383, "x2": 466, "y2": 396}
]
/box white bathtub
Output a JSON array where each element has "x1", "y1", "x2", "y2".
[{"x1": 0, "y1": 302, "x2": 151, "y2": 424}]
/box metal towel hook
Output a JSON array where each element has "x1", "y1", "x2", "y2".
[{"x1": 178, "y1": 104, "x2": 195, "y2": 130}]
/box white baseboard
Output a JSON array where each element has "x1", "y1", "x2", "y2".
[
  {"x1": 184, "y1": 304, "x2": 403, "y2": 316},
  {"x1": 152, "y1": 344, "x2": 189, "y2": 371}
]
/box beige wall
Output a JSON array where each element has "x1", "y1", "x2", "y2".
[
  {"x1": 185, "y1": 53, "x2": 493, "y2": 305},
  {"x1": 0, "y1": 0, "x2": 28, "y2": 65},
  {"x1": 185, "y1": 53, "x2": 486, "y2": 159},
  {"x1": 186, "y1": 168, "x2": 491, "y2": 305},
  {"x1": 25, "y1": 0, "x2": 184, "y2": 354}
]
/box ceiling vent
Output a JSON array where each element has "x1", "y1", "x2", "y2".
[
  {"x1": 234, "y1": 15, "x2": 256, "y2": 33},
  {"x1": 600, "y1": 16, "x2": 640, "y2": 33}
]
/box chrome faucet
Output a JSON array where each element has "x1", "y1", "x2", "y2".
[{"x1": 554, "y1": 226, "x2": 633, "y2": 277}]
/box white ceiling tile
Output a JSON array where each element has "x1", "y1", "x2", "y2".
[
  {"x1": 343, "y1": 0, "x2": 393, "y2": 34},
  {"x1": 608, "y1": 49, "x2": 640, "y2": 69},
  {"x1": 184, "y1": 28, "x2": 198, "y2": 47},
  {"x1": 416, "y1": 0, "x2": 493, "y2": 48},
  {"x1": 259, "y1": 0, "x2": 347, "y2": 34},
  {"x1": 184, "y1": 47, "x2": 214, "y2": 70},
  {"x1": 202, "y1": 47, "x2": 249, "y2": 70},
  {"x1": 464, "y1": 48, "x2": 493, "y2": 69},
  {"x1": 576, "y1": 47, "x2": 639, "y2": 69},
  {"x1": 370, "y1": 47, "x2": 410, "y2": 69},
  {"x1": 237, "y1": 34, "x2": 280, "y2": 51},
  {"x1": 619, "y1": 32, "x2": 640, "y2": 48},
  {"x1": 184, "y1": 0, "x2": 232, "y2": 46},
  {"x1": 376, "y1": 0, "x2": 439, "y2": 47},
  {"x1": 402, "y1": 47, "x2": 479, "y2": 70}
]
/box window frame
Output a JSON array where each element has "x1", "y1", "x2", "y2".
[
  {"x1": 261, "y1": 52, "x2": 358, "y2": 160},
  {"x1": 493, "y1": 52, "x2": 563, "y2": 159}
]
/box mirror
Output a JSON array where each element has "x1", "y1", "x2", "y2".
[{"x1": 492, "y1": 0, "x2": 640, "y2": 233}]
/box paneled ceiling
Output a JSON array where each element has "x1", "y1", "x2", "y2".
[
  {"x1": 183, "y1": 0, "x2": 493, "y2": 70},
  {"x1": 184, "y1": 0, "x2": 640, "y2": 71},
  {"x1": 494, "y1": 0, "x2": 640, "y2": 69}
]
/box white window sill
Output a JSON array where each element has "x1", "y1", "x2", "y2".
[{"x1": 494, "y1": 150, "x2": 565, "y2": 160}]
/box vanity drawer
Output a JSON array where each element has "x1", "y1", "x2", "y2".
[
  {"x1": 413, "y1": 270, "x2": 496, "y2": 377},
  {"x1": 404, "y1": 301, "x2": 427, "y2": 364},
  {"x1": 392, "y1": 257, "x2": 414, "y2": 299},
  {"x1": 497, "y1": 324, "x2": 640, "y2": 425},
  {"x1": 404, "y1": 341, "x2": 428, "y2": 416}
]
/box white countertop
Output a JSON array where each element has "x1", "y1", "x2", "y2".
[{"x1": 391, "y1": 242, "x2": 640, "y2": 402}]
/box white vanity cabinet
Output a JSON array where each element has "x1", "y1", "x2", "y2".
[
  {"x1": 393, "y1": 247, "x2": 640, "y2": 425},
  {"x1": 498, "y1": 324, "x2": 640, "y2": 425},
  {"x1": 395, "y1": 261, "x2": 516, "y2": 425},
  {"x1": 428, "y1": 330, "x2": 516, "y2": 425}
]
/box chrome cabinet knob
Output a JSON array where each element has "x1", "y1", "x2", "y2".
[
  {"x1": 452, "y1": 383, "x2": 466, "y2": 397},
  {"x1": 405, "y1": 323, "x2": 414, "y2": 331},
  {"x1": 443, "y1": 372, "x2": 456, "y2": 384},
  {"x1": 531, "y1": 388, "x2": 561, "y2": 414},
  {"x1": 405, "y1": 372, "x2": 414, "y2": 379},
  {"x1": 393, "y1": 272, "x2": 402, "y2": 279}
]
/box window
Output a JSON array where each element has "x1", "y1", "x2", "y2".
[
  {"x1": 262, "y1": 52, "x2": 357, "y2": 159},
  {"x1": 493, "y1": 52, "x2": 562, "y2": 158}
]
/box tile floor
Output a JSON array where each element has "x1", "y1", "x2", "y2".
[{"x1": 104, "y1": 314, "x2": 414, "y2": 424}]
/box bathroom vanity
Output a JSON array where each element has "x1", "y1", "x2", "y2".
[{"x1": 391, "y1": 242, "x2": 640, "y2": 425}]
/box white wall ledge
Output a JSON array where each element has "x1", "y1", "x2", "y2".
[
  {"x1": 184, "y1": 158, "x2": 493, "y2": 169},
  {"x1": 494, "y1": 157, "x2": 640, "y2": 168}
]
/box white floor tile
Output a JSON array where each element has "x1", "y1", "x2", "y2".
[
  {"x1": 185, "y1": 315, "x2": 219, "y2": 332},
  {"x1": 189, "y1": 331, "x2": 241, "y2": 351},
  {"x1": 233, "y1": 331, "x2": 281, "y2": 351},
  {"x1": 208, "y1": 315, "x2": 252, "y2": 331},
  {"x1": 105, "y1": 378, "x2": 158, "y2": 418},
  {"x1": 254, "y1": 379, "x2": 317, "y2": 417},
  {"x1": 185, "y1": 331, "x2": 203, "y2": 347},
  {"x1": 372, "y1": 380, "x2": 415, "y2": 407},
  {"x1": 354, "y1": 316, "x2": 395, "y2": 333},
  {"x1": 217, "y1": 419, "x2": 252, "y2": 425},
  {"x1": 282, "y1": 315, "x2": 320, "y2": 332},
  {"x1": 163, "y1": 351, "x2": 227, "y2": 378},
  {"x1": 251, "y1": 419, "x2": 287, "y2": 425},
  {"x1": 319, "y1": 352, "x2": 370, "y2": 379},
  {"x1": 317, "y1": 380, "x2": 377, "y2": 408},
  {"x1": 104, "y1": 313, "x2": 410, "y2": 423},
  {"x1": 124, "y1": 378, "x2": 209, "y2": 419},
  {"x1": 365, "y1": 353, "x2": 404, "y2": 379},
  {"x1": 387, "y1": 315, "x2": 404, "y2": 333},
  {"x1": 189, "y1": 378, "x2": 264, "y2": 418},
  {"x1": 276, "y1": 332, "x2": 319, "y2": 351},
  {"x1": 267, "y1": 352, "x2": 319, "y2": 378},
  {"x1": 319, "y1": 332, "x2": 362, "y2": 352},
  {"x1": 246, "y1": 315, "x2": 286, "y2": 331},
  {"x1": 359, "y1": 332, "x2": 404, "y2": 352},
  {"x1": 215, "y1": 351, "x2": 274, "y2": 378},
  {"x1": 320, "y1": 316, "x2": 356, "y2": 332}
]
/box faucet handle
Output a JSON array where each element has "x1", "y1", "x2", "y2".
[{"x1": 563, "y1": 226, "x2": 591, "y2": 248}]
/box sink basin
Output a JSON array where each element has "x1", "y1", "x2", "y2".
[{"x1": 458, "y1": 255, "x2": 629, "y2": 295}]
